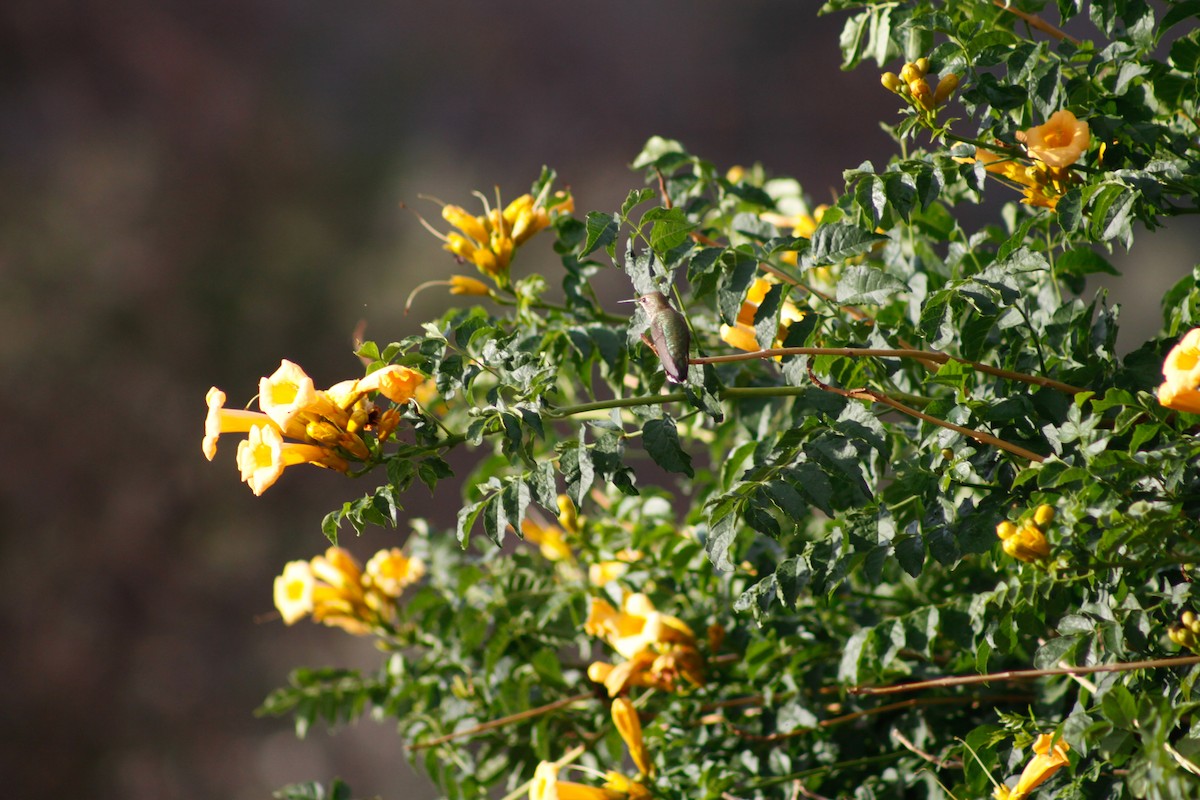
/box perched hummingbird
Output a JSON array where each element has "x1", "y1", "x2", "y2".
[{"x1": 623, "y1": 291, "x2": 690, "y2": 384}]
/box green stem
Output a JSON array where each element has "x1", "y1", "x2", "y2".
[
  {"x1": 545, "y1": 391, "x2": 688, "y2": 418},
  {"x1": 747, "y1": 752, "x2": 905, "y2": 789}
]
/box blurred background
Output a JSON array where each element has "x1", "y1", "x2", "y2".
[{"x1": 1, "y1": 2, "x2": 1192, "y2": 799}]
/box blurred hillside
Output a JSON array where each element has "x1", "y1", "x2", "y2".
[{"x1": 0, "y1": 2, "x2": 1191, "y2": 799}]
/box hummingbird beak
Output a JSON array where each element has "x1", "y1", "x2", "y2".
[{"x1": 617, "y1": 298, "x2": 638, "y2": 304}]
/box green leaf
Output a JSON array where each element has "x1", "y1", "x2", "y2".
[
  {"x1": 895, "y1": 533, "x2": 925, "y2": 577},
  {"x1": 1102, "y1": 684, "x2": 1138, "y2": 730},
  {"x1": 1169, "y1": 29, "x2": 1200, "y2": 73},
  {"x1": 717, "y1": 248, "x2": 760, "y2": 324},
  {"x1": 835, "y1": 265, "x2": 907, "y2": 305},
  {"x1": 1057, "y1": 248, "x2": 1119, "y2": 279},
  {"x1": 1089, "y1": 183, "x2": 1137, "y2": 245},
  {"x1": 642, "y1": 416, "x2": 695, "y2": 477},
  {"x1": 582, "y1": 212, "x2": 619, "y2": 256},
  {"x1": 642, "y1": 206, "x2": 698, "y2": 254},
  {"x1": 455, "y1": 498, "x2": 484, "y2": 548},
  {"x1": 631, "y1": 136, "x2": 688, "y2": 170},
  {"x1": 705, "y1": 499, "x2": 740, "y2": 572},
  {"x1": 808, "y1": 222, "x2": 888, "y2": 264}
]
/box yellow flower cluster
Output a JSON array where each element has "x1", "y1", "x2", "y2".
[
  {"x1": 718, "y1": 277, "x2": 806, "y2": 353},
  {"x1": 993, "y1": 734, "x2": 1071, "y2": 800},
  {"x1": 273, "y1": 545, "x2": 425, "y2": 635},
  {"x1": 964, "y1": 111, "x2": 1090, "y2": 210},
  {"x1": 433, "y1": 187, "x2": 573, "y2": 285},
  {"x1": 204, "y1": 359, "x2": 423, "y2": 495},
  {"x1": 881, "y1": 58, "x2": 959, "y2": 113},
  {"x1": 585, "y1": 593, "x2": 705, "y2": 697},
  {"x1": 995, "y1": 504, "x2": 1056, "y2": 563},
  {"x1": 1157, "y1": 328, "x2": 1200, "y2": 413}
]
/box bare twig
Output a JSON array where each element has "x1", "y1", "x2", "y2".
[
  {"x1": 806, "y1": 362, "x2": 1046, "y2": 462},
  {"x1": 692, "y1": 346, "x2": 1085, "y2": 396},
  {"x1": 993, "y1": 0, "x2": 1081, "y2": 44},
  {"x1": 409, "y1": 691, "x2": 593, "y2": 750},
  {"x1": 892, "y1": 729, "x2": 964, "y2": 769},
  {"x1": 847, "y1": 655, "x2": 1200, "y2": 697}
]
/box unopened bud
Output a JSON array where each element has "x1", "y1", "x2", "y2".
[
  {"x1": 1184, "y1": 610, "x2": 1197, "y2": 629},
  {"x1": 996, "y1": 520, "x2": 1018, "y2": 541},
  {"x1": 556, "y1": 493, "x2": 579, "y2": 534},
  {"x1": 914, "y1": 57, "x2": 930, "y2": 76},
  {"x1": 306, "y1": 419, "x2": 343, "y2": 447},
  {"x1": 933, "y1": 73, "x2": 959, "y2": 105},
  {"x1": 909, "y1": 78, "x2": 934, "y2": 110},
  {"x1": 441, "y1": 205, "x2": 490, "y2": 245},
  {"x1": 1033, "y1": 504, "x2": 1056, "y2": 528},
  {"x1": 940, "y1": 448, "x2": 954, "y2": 460},
  {"x1": 448, "y1": 275, "x2": 490, "y2": 296},
  {"x1": 1001, "y1": 524, "x2": 1050, "y2": 563},
  {"x1": 899, "y1": 62, "x2": 922, "y2": 84},
  {"x1": 881, "y1": 72, "x2": 903, "y2": 92}
]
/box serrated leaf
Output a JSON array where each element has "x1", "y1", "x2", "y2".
[
  {"x1": 631, "y1": 136, "x2": 687, "y2": 170},
  {"x1": 836, "y1": 265, "x2": 908, "y2": 305},
  {"x1": 895, "y1": 533, "x2": 925, "y2": 577},
  {"x1": 643, "y1": 206, "x2": 698, "y2": 254},
  {"x1": 717, "y1": 249, "x2": 760, "y2": 324},
  {"x1": 705, "y1": 501, "x2": 740, "y2": 572},
  {"x1": 642, "y1": 416, "x2": 694, "y2": 477},
  {"x1": 1102, "y1": 684, "x2": 1138, "y2": 730},
  {"x1": 809, "y1": 223, "x2": 889, "y2": 263},
  {"x1": 621, "y1": 187, "x2": 657, "y2": 218},
  {"x1": 582, "y1": 212, "x2": 619, "y2": 256},
  {"x1": 1057, "y1": 247, "x2": 1119, "y2": 278}
]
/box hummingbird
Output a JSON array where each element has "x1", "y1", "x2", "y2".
[{"x1": 622, "y1": 291, "x2": 690, "y2": 384}]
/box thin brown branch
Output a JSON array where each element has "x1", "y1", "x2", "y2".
[
  {"x1": 847, "y1": 655, "x2": 1200, "y2": 697},
  {"x1": 409, "y1": 691, "x2": 593, "y2": 750},
  {"x1": 705, "y1": 695, "x2": 1029, "y2": 743},
  {"x1": 793, "y1": 781, "x2": 833, "y2": 800},
  {"x1": 993, "y1": 0, "x2": 1081, "y2": 44},
  {"x1": 655, "y1": 167, "x2": 672, "y2": 210},
  {"x1": 892, "y1": 729, "x2": 963, "y2": 769},
  {"x1": 806, "y1": 363, "x2": 1047, "y2": 462},
  {"x1": 692, "y1": 346, "x2": 1086, "y2": 396}
]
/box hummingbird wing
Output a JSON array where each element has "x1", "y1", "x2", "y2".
[{"x1": 648, "y1": 312, "x2": 689, "y2": 384}]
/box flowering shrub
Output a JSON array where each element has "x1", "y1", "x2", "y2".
[{"x1": 205, "y1": 2, "x2": 1200, "y2": 799}]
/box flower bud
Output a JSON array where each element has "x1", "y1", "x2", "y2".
[
  {"x1": 556, "y1": 493, "x2": 579, "y2": 534},
  {"x1": 914, "y1": 57, "x2": 930, "y2": 76},
  {"x1": 1184, "y1": 610, "x2": 1198, "y2": 629},
  {"x1": 1001, "y1": 524, "x2": 1050, "y2": 563},
  {"x1": 899, "y1": 62, "x2": 922, "y2": 84},
  {"x1": 441, "y1": 204, "x2": 490, "y2": 245},
  {"x1": 933, "y1": 73, "x2": 959, "y2": 105},
  {"x1": 996, "y1": 520, "x2": 1018, "y2": 541},
  {"x1": 1033, "y1": 504, "x2": 1056, "y2": 528},
  {"x1": 611, "y1": 697, "x2": 652, "y2": 776},
  {"x1": 448, "y1": 275, "x2": 490, "y2": 296},
  {"x1": 881, "y1": 72, "x2": 903, "y2": 92},
  {"x1": 909, "y1": 78, "x2": 934, "y2": 110}
]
